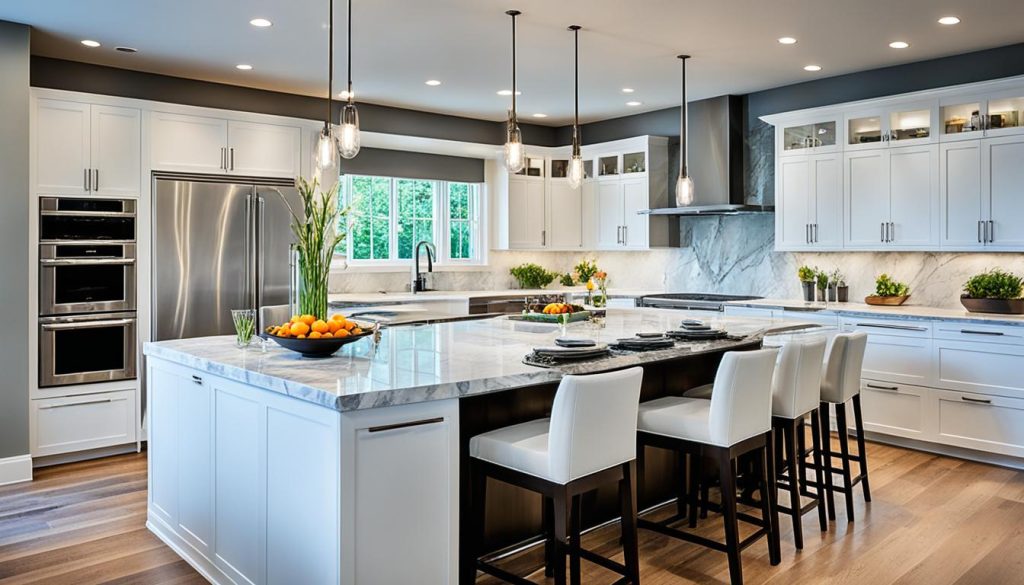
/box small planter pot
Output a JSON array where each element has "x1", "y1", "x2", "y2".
[
  {"x1": 816, "y1": 287, "x2": 828, "y2": 302},
  {"x1": 865, "y1": 295, "x2": 910, "y2": 306},
  {"x1": 837, "y1": 286, "x2": 849, "y2": 303},
  {"x1": 827, "y1": 284, "x2": 838, "y2": 302},
  {"x1": 961, "y1": 296, "x2": 1024, "y2": 315},
  {"x1": 801, "y1": 281, "x2": 815, "y2": 302}
]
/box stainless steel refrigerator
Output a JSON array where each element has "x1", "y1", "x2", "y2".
[{"x1": 152, "y1": 174, "x2": 301, "y2": 341}]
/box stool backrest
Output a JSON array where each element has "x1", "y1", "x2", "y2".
[
  {"x1": 772, "y1": 337, "x2": 827, "y2": 419},
  {"x1": 548, "y1": 367, "x2": 644, "y2": 484},
  {"x1": 820, "y1": 332, "x2": 868, "y2": 404},
  {"x1": 709, "y1": 349, "x2": 779, "y2": 447}
]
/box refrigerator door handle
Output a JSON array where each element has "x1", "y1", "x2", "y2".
[{"x1": 256, "y1": 193, "x2": 266, "y2": 320}]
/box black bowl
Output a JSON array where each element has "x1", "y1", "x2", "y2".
[{"x1": 261, "y1": 323, "x2": 376, "y2": 358}]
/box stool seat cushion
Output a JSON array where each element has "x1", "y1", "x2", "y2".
[
  {"x1": 470, "y1": 418, "x2": 552, "y2": 481},
  {"x1": 637, "y1": 396, "x2": 714, "y2": 445},
  {"x1": 682, "y1": 384, "x2": 713, "y2": 400}
]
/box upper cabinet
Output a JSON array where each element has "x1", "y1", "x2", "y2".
[
  {"x1": 775, "y1": 153, "x2": 842, "y2": 251},
  {"x1": 941, "y1": 88, "x2": 1024, "y2": 143},
  {"x1": 846, "y1": 101, "x2": 936, "y2": 151},
  {"x1": 35, "y1": 99, "x2": 141, "y2": 197},
  {"x1": 778, "y1": 118, "x2": 840, "y2": 156},
  {"x1": 151, "y1": 111, "x2": 301, "y2": 178}
]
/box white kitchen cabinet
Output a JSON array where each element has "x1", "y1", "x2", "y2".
[
  {"x1": 939, "y1": 140, "x2": 985, "y2": 248},
  {"x1": 34, "y1": 99, "x2": 141, "y2": 197},
  {"x1": 983, "y1": 135, "x2": 1024, "y2": 248},
  {"x1": 507, "y1": 178, "x2": 546, "y2": 248},
  {"x1": 778, "y1": 118, "x2": 840, "y2": 156},
  {"x1": 846, "y1": 101, "x2": 936, "y2": 151},
  {"x1": 596, "y1": 180, "x2": 623, "y2": 248},
  {"x1": 581, "y1": 180, "x2": 597, "y2": 248},
  {"x1": 841, "y1": 318, "x2": 933, "y2": 386},
  {"x1": 775, "y1": 153, "x2": 842, "y2": 250},
  {"x1": 940, "y1": 135, "x2": 1024, "y2": 250},
  {"x1": 933, "y1": 338, "x2": 1024, "y2": 400},
  {"x1": 341, "y1": 400, "x2": 459, "y2": 585},
  {"x1": 31, "y1": 390, "x2": 137, "y2": 457},
  {"x1": 844, "y1": 149, "x2": 890, "y2": 247},
  {"x1": 621, "y1": 178, "x2": 649, "y2": 249},
  {"x1": 935, "y1": 389, "x2": 1024, "y2": 458},
  {"x1": 723, "y1": 306, "x2": 777, "y2": 319},
  {"x1": 858, "y1": 380, "x2": 928, "y2": 440},
  {"x1": 227, "y1": 120, "x2": 302, "y2": 178},
  {"x1": 546, "y1": 179, "x2": 582, "y2": 249}
]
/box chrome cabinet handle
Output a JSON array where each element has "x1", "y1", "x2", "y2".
[
  {"x1": 191, "y1": 375, "x2": 203, "y2": 385},
  {"x1": 813, "y1": 223, "x2": 818, "y2": 243},
  {"x1": 988, "y1": 220, "x2": 994, "y2": 243},
  {"x1": 978, "y1": 220, "x2": 984, "y2": 243},
  {"x1": 855, "y1": 322, "x2": 927, "y2": 332},
  {"x1": 40, "y1": 258, "x2": 134, "y2": 266},
  {"x1": 39, "y1": 398, "x2": 121, "y2": 409},
  {"x1": 220, "y1": 147, "x2": 226, "y2": 170},
  {"x1": 93, "y1": 169, "x2": 99, "y2": 191},
  {"x1": 961, "y1": 396, "x2": 992, "y2": 405},
  {"x1": 41, "y1": 318, "x2": 135, "y2": 330},
  {"x1": 806, "y1": 224, "x2": 811, "y2": 244},
  {"x1": 866, "y1": 383, "x2": 899, "y2": 391},
  {"x1": 622, "y1": 225, "x2": 627, "y2": 245},
  {"x1": 230, "y1": 148, "x2": 235, "y2": 171},
  {"x1": 616, "y1": 226, "x2": 622, "y2": 244},
  {"x1": 960, "y1": 329, "x2": 1004, "y2": 336},
  {"x1": 541, "y1": 229, "x2": 546, "y2": 246},
  {"x1": 84, "y1": 168, "x2": 90, "y2": 192},
  {"x1": 367, "y1": 417, "x2": 444, "y2": 433},
  {"x1": 881, "y1": 222, "x2": 885, "y2": 243}
]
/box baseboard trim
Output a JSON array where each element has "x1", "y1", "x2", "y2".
[
  {"x1": 33, "y1": 443, "x2": 139, "y2": 469},
  {"x1": 859, "y1": 431, "x2": 1024, "y2": 471},
  {"x1": 147, "y1": 514, "x2": 229, "y2": 585},
  {"x1": 0, "y1": 454, "x2": 33, "y2": 486}
]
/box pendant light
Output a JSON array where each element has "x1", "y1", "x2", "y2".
[
  {"x1": 566, "y1": 25, "x2": 584, "y2": 189},
  {"x1": 675, "y1": 54, "x2": 694, "y2": 206},
  {"x1": 339, "y1": 0, "x2": 360, "y2": 159},
  {"x1": 315, "y1": 0, "x2": 339, "y2": 170},
  {"x1": 503, "y1": 10, "x2": 526, "y2": 174}
]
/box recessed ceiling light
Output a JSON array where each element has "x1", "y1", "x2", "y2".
[
  {"x1": 803, "y1": 64, "x2": 822, "y2": 72},
  {"x1": 777, "y1": 37, "x2": 797, "y2": 45},
  {"x1": 938, "y1": 16, "x2": 961, "y2": 25},
  {"x1": 622, "y1": 87, "x2": 635, "y2": 93},
  {"x1": 532, "y1": 113, "x2": 547, "y2": 118},
  {"x1": 626, "y1": 101, "x2": 643, "y2": 107},
  {"x1": 249, "y1": 18, "x2": 273, "y2": 27},
  {"x1": 236, "y1": 64, "x2": 253, "y2": 70},
  {"x1": 889, "y1": 41, "x2": 910, "y2": 49},
  {"x1": 81, "y1": 40, "x2": 100, "y2": 48},
  {"x1": 339, "y1": 90, "x2": 354, "y2": 99},
  {"x1": 425, "y1": 79, "x2": 441, "y2": 86},
  {"x1": 115, "y1": 46, "x2": 138, "y2": 53},
  {"x1": 497, "y1": 89, "x2": 522, "y2": 96}
]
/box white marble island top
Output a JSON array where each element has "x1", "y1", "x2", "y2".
[
  {"x1": 329, "y1": 287, "x2": 662, "y2": 306},
  {"x1": 143, "y1": 309, "x2": 789, "y2": 412}
]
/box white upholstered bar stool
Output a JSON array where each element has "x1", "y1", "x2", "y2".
[
  {"x1": 815, "y1": 332, "x2": 871, "y2": 522},
  {"x1": 636, "y1": 349, "x2": 781, "y2": 585},
  {"x1": 469, "y1": 367, "x2": 644, "y2": 585}
]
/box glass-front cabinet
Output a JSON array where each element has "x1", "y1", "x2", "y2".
[
  {"x1": 550, "y1": 158, "x2": 568, "y2": 179},
  {"x1": 941, "y1": 90, "x2": 1024, "y2": 141},
  {"x1": 940, "y1": 96, "x2": 985, "y2": 141},
  {"x1": 514, "y1": 156, "x2": 545, "y2": 178},
  {"x1": 583, "y1": 159, "x2": 593, "y2": 180},
  {"x1": 985, "y1": 89, "x2": 1024, "y2": 137},
  {"x1": 846, "y1": 102, "x2": 935, "y2": 150},
  {"x1": 622, "y1": 151, "x2": 647, "y2": 174},
  {"x1": 780, "y1": 120, "x2": 838, "y2": 155},
  {"x1": 597, "y1": 155, "x2": 619, "y2": 178}
]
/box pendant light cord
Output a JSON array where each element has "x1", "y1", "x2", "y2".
[
  {"x1": 506, "y1": 10, "x2": 520, "y2": 122},
  {"x1": 678, "y1": 54, "x2": 690, "y2": 176},
  {"x1": 569, "y1": 25, "x2": 581, "y2": 154},
  {"x1": 326, "y1": 0, "x2": 333, "y2": 128},
  {"x1": 347, "y1": 0, "x2": 353, "y2": 102}
]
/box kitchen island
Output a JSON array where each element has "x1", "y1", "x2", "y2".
[{"x1": 143, "y1": 310, "x2": 794, "y2": 585}]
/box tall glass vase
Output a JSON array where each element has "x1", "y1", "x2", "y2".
[{"x1": 297, "y1": 254, "x2": 329, "y2": 320}]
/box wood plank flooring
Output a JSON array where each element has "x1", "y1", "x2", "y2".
[{"x1": 1, "y1": 438, "x2": 1022, "y2": 584}]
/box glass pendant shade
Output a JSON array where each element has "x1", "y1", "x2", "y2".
[
  {"x1": 567, "y1": 154, "x2": 585, "y2": 189},
  {"x1": 339, "y1": 103, "x2": 360, "y2": 159},
  {"x1": 675, "y1": 173, "x2": 695, "y2": 207},
  {"x1": 315, "y1": 125, "x2": 338, "y2": 170},
  {"x1": 503, "y1": 120, "x2": 525, "y2": 173}
]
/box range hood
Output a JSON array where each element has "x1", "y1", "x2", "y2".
[{"x1": 642, "y1": 95, "x2": 773, "y2": 216}]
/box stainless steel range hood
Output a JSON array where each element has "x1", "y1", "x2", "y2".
[{"x1": 641, "y1": 95, "x2": 773, "y2": 217}]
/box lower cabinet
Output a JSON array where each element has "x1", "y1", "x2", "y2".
[
  {"x1": 31, "y1": 390, "x2": 137, "y2": 457},
  {"x1": 858, "y1": 380, "x2": 928, "y2": 440}
]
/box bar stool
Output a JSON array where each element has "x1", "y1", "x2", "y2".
[
  {"x1": 766, "y1": 336, "x2": 828, "y2": 549},
  {"x1": 469, "y1": 367, "x2": 644, "y2": 585},
  {"x1": 637, "y1": 349, "x2": 781, "y2": 585},
  {"x1": 816, "y1": 332, "x2": 871, "y2": 522}
]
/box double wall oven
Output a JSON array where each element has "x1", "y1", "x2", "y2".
[{"x1": 39, "y1": 197, "x2": 138, "y2": 387}]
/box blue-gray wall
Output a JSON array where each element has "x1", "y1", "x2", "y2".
[{"x1": 0, "y1": 21, "x2": 30, "y2": 459}]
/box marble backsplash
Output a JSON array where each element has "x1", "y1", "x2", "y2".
[{"x1": 330, "y1": 214, "x2": 1024, "y2": 310}]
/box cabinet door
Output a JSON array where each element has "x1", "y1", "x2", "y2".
[
  {"x1": 148, "y1": 366, "x2": 180, "y2": 528},
  {"x1": 547, "y1": 181, "x2": 582, "y2": 249},
  {"x1": 177, "y1": 372, "x2": 213, "y2": 556},
  {"x1": 810, "y1": 153, "x2": 843, "y2": 248},
  {"x1": 507, "y1": 179, "x2": 546, "y2": 248},
  {"x1": 936, "y1": 389, "x2": 1024, "y2": 458},
  {"x1": 940, "y1": 141, "x2": 985, "y2": 249},
  {"x1": 621, "y1": 178, "x2": 649, "y2": 249},
  {"x1": 889, "y1": 145, "x2": 938, "y2": 248},
  {"x1": 984, "y1": 135, "x2": 1024, "y2": 247},
  {"x1": 775, "y1": 156, "x2": 811, "y2": 250},
  {"x1": 596, "y1": 181, "x2": 623, "y2": 248},
  {"x1": 227, "y1": 120, "x2": 301, "y2": 178},
  {"x1": 91, "y1": 105, "x2": 141, "y2": 197},
  {"x1": 151, "y1": 111, "x2": 228, "y2": 173},
  {"x1": 842, "y1": 319, "x2": 933, "y2": 386},
  {"x1": 858, "y1": 381, "x2": 927, "y2": 440},
  {"x1": 31, "y1": 390, "x2": 136, "y2": 457},
  {"x1": 581, "y1": 181, "x2": 598, "y2": 248},
  {"x1": 844, "y1": 149, "x2": 890, "y2": 248},
  {"x1": 934, "y1": 338, "x2": 1024, "y2": 399},
  {"x1": 35, "y1": 99, "x2": 91, "y2": 195}
]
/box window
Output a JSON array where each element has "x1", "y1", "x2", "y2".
[{"x1": 337, "y1": 174, "x2": 483, "y2": 266}]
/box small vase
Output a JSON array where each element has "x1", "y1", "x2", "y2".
[
  {"x1": 801, "y1": 281, "x2": 815, "y2": 302},
  {"x1": 827, "y1": 283, "x2": 838, "y2": 302},
  {"x1": 837, "y1": 285, "x2": 849, "y2": 303}
]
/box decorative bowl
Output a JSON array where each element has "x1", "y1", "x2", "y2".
[
  {"x1": 960, "y1": 296, "x2": 1024, "y2": 315},
  {"x1": 864, "y1": 295, "x2": 910, "y2": 306},
  {"x1": 261, "y1": 323, "x2": 376, "y2": 358}
]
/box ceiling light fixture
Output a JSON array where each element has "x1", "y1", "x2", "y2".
[
  {"x1": 566, "y1": 25, "x2": 585, "y2": 189},
  {"x1": 675, "y1": 54, "x2": 694, "y2": 207},
  {"x1": 249, "y1": 18, "x2": 273, "y2": 27},
  {"x1": 81, "y1": 40, "x2": 100, "y2": 48},
  {"x1": 425, "y1": 79, "x2": 441, "y2": 86},
  {"x1": 804, "y1": 64, "x2": 822, "y2": 72},
  {"x1": 338, "y1": 0, "x2": 360, "y2": 160},
  {"x1": 236, "y1": 64, "x2": 253, "y2": 70},
  {"x1": 938, "y1": 16, "x2": 961, "y2": 25},
  {"x1": 338, "y1": 90, "x2": 353, "y2": 99},
  {"x1": 315, "y1": 0, "x2": 339, "y2": 170},
  {"x1": 777, "y1": 37, "x2": 797, "y2": 45},
  {"x1": 497, "y1": 89, "x2": 522, "y2": 96},
  {"x1": 626, "y1": 101, "x2": 643, "y2": 106},
  {"x1": 502, "y1": 10, "x2": 525, "y2": 174},
  {"x1": 889, "y1": 41, "x2": 910, "y2": 49},
  {"x1": 622, "y1": 87, "x2": 635, "y2": 93}
]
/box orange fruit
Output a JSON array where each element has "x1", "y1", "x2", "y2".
[
  {"x1": 290, "y1": 321, "x2": 310, "y2": 336},
  {"x1": 311, "y1": 320, "x2": 329, "y2": 334},
  {"x1": 300, "y1": 314, "x2": 316, "y2": 326},
  {"x1": 290, "y1": 315, "x2": 301, "y2": 323},
  {"x1": 343, "y1": 320, "x2": 356, "y2": 331},
  {"x1": 322, "y1": 332, "x2": 333, "y2": 338},
  {"x1": 308, "y1": 331, "x2": 322, "y2": 339},
  {"x1": 296, "y1": 334, "x2": 306, "y2": 339},
  {"x1": 327, "y1": 320, "x2": 342, "y2": 333},
  {"x1": 351, "y1": 327, "x2": 363, "y2": 335},
  {"x1": 335, "y1": 329, "x2": 350, "y2": 338},
  {"x1": 331, "y1": 314, "x2": 345, "y2": 321}
]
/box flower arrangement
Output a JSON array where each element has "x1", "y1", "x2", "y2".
[
  {"x1": 592, "y1": 270, "x2": 609, "y2": 307},
  {"x1": 283, "y1": 177, "x2": 345, "y2": 320},
  {"x1": 574, "y1": 259, "x2": 600, "y2": 285}
]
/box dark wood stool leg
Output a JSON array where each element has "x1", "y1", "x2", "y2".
[
  {"x1": 570, "y1": 495, "x2": 581, "y2": 585},
  {"x1": 818, "y1": 403, "x2": 836, "y2": 521},
  {"x1": 620, "y1": 461, "x2": 641, "y2": 584},
  {"x1": 809, "y1": 413, "x2": 828, "y2": 532},
  {"x1": 718, "y1": 447, "x2": 744, "y2": 585},
  {"x1": 543, "y1": 497, "x2": 555, "y2": 577},
  {"x1": 688, "y1": 449, "x2": 702, "y2": 528},
  {"x1": 835, "y1": 401, "x2": 856, "y2": 521},
  {"x1": 636, "y1": 441, "x2": 647, "y2": 509},
  {"x1": 784, "y1": 419, "x2": 804, "y2": 550},
  {"x1": 470, "y1": 462, "x2": 487, "y2": 580},
  {"x1": 552, "y1": 487, "x2": 570, "y2": 585},
  {"x1": 676, "y1": 450, "x2": 688, "y2": 519},
  {"x1": 763, "y1": 431, "x2": 781, "y2": 566},
  {"x1": 852, "y1": 394, "x2": 872, "y2": 503}
]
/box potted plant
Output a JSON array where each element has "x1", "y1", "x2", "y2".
[
  {"x1": 798, "y1": 265, "x2": 816, "y2": 302},
  {"x1": 815, "y1": 270, "x2": 830, "y2": 302},
  {"x1": 573, "y1": 259, "x2": 599, "y2": 285},
  {"x1": 559, "y1": 272, "x2": 575, "y2": 287},
  {"x1": 510, "y1": 263, "x2": 557, "y2": 289},
  {"x1": 828, "y1": 269, "x2": 847, "y2": 302},
  {"x1": 961, "y1": 269, "x2": 1024, "y2": 314},
  {"x1": 865, "y1": 273, "x2": 911, "y2": 306}
]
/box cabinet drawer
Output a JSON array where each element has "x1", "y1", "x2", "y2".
[
  {"x1": 32, "y1": 390, "x2": 137, "y2": 456},
  {"x1": 933, "y1": 322, "x2": 1024, "y2": 345},
  {"x1": 936, "y1": 389, "x2": 1024, "y2": 458},
  {"x1": 934, "y1": 339, "x2": 1024, "y2": 398},
  {"x1": 841, "y1": 317, "x2": 932, "y2": 338},
  {"x1": 781, "y1": 310, "x2": 838, "y2": 326},
  {"x1": 723, "y1": 306, "x2": 777, "y2": 319},
  {"x1": 858, "y1": 381, "x2": 927, "y2": 439}
]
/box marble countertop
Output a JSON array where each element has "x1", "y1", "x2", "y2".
[
  {"x1": 144, "y1": 309, "x2": 787, "y2": 412},
  {"x1": 329, "y1": 288, "x2": 663, "y2": 306},
  {"x1": 726, "y1": 298, "x2": 1024, "y2": 327}
]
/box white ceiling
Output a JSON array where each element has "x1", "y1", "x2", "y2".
[{"x1": 3, "y1": 0, "x2": 1023, "y2": 126}]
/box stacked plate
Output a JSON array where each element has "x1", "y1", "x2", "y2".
[
  {"x1": 613, "y1": 336, "x2": 676, "y2": 351},
  {"x1": 667, "y1": 321, "x2": 728, "y2": 341},
  {"x1": 532, "y1": 342, "x2": 611, "y2": 361}
]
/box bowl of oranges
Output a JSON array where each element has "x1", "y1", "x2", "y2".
[{"x1": 261, "y1": 313, "x2": 375, "y2": 358}]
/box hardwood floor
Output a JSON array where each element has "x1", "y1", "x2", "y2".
[{"x1": 1, "y1": 439, "x2": 1022, "y2": 585}]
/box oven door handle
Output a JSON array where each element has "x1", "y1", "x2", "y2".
[
  {"x1": 41, "y1": 318, "x2": 136, "y2": 330},
  {"x1": 39, "y1": 210, "x2": 135, "y2": 218},
  {"x1": 39, "y1": 258, "x2": 135, "y2": 266}
]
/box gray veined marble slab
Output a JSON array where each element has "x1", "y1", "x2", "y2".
[{"x1": 143, "y1": 309, "x2": 790, "y2": 412}]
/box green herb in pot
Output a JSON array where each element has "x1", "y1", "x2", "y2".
[
  {"x1": 510, "y1": 263, "x2": 557, "y2": 289},
  {"x1": 964, "y1": 269, "x2": 1024, "y2": 300},
  {"x1": 797, "y1": 265, "x2": 816, "y2": 283},
  {"x1": 874, "y1": 273, "x2": 910, "y2": 297}
]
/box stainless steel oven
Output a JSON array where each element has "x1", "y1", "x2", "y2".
[
  {"x1": 39, "y1": 197, "x2": 136, "y2": 242},
  {"x1": 39, "y1": 312, "x2": 137, "y2": 387},
  {"x1": 40, "y1": 243, "x2": 136, "y2": 315}
]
